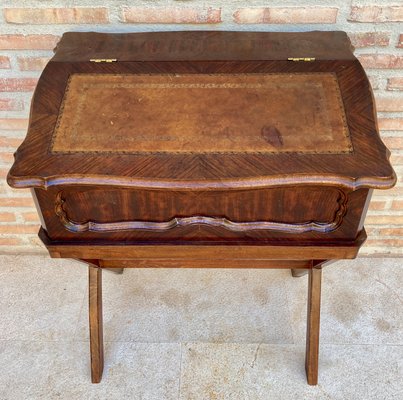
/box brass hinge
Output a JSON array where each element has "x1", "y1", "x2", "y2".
[
  {"x1": 89, "y1": 58, "x2": 117, "y2": 63},
  {"x1": 287, "y1": 57, "x2": 316, "y2": 62}
]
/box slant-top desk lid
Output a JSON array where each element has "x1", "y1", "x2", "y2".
[{"x1": 8, "y1": 31, "x2": 396, "y2": 191}]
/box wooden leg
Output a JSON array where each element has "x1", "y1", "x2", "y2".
[
  {"x1": 291, "y1": 269, "x2": 308, "y2": 277},
  {"x1": 89, "y1": 265, "x2": 104, "y2": 383},
  {"x1": 305, "y1": 266, "x2": 322, "y2": 385}
]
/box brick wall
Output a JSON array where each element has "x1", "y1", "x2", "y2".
[{"x1": 0, "y1": 1, "x2": 402, "y2": 256}]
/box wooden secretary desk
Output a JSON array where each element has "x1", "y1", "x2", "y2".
[{"x1": 7, "y1": 31, "x2": 396, "y2": 385}]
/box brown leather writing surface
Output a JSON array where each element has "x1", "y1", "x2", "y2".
[
  {"x1": 8, "y1": 31, "x2": 396, "y2": 191},
  {"x1": 51, "y1": 73, "x2": 351, "y2": 154}
]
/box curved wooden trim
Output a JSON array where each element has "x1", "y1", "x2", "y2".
[
  {"x1": 39, "y1": 227, "x2": 367, "y2": 261},
  {"x1": 54, "y1": 190, "x2": 347, "y2": 234},
  {"x1": 8, "y1": 170, "x2": 397, "y2": 191}
]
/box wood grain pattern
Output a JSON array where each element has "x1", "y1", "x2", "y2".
[
  {"x1": 34, "y1": 186, "x2": 367, "y2": 242},
  {"x1": 51, "y1": 31, "x2": 356, "y2": 62},
  {"x1": 98, "y1": 259, "x2": 314, "y2": 269},
  {"x1": 306, "y1": 266, "x2": 322, "y2": 385},
  {"x1": 39, "y1": 227, "x2": 367, "y2": 261},
  {"x1": 54, "y1": 188, "x2": 347, "y2": 234},
  {"x1": 7, "y1": 33, "x2": 395, "y2": 191},
  {"x1": 88, "y1": 265, "x2": 103, "y2": 384}
]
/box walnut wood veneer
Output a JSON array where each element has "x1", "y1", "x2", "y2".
[{"x1": 7, "y1": 30, "x2": 396, "y2": 385}]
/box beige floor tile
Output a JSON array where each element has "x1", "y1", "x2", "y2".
[
  {"x1": 285, "y1": 258, "x2": 403, "y2": 345},
  {"x1": 0, "y1": 340, "x2": 181, "y2": 400},
  {"x1": 75, "y1": 268, "x2": 294, "y2": 344},
  {"x1": 179, "y1": 343, "x2": 403, "y2": 400},
  {"x1": 0, "y1": 255, "x2": 86, "y2": 341},
  {"x1": 0, "y1": 255, "x2": 402, "y2": 399}
]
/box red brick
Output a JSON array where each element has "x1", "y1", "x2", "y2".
[
  {"x1": 0, "y1": 237, "x2": 23, "y2": 246},
  {"x1": 382, "y1": 137, "x2": 402, "y2": 149},
  {"x1": 0, "y1": 168, "x2": 8, "y2": 178},
  {"x1": 378, "y1": 118, "x2": 403, "y2": 131},
  {"x1": 387, "y1": 77, "x2": 403, "y2": 91},
  {"x1": 17, "y1": 56, "x2": 50, "y2": 71},
  {"x1": 122, "y1": 7, "x2": 221, "y2": 24},
  {"x1": 0, "y1": 56, "x2": 10, "y2": 69},
  {"x1": 0, "y1": 225, "x2": 39, "y2": 234},
  {"x1": 0, "y1": 34, "x2": 59, "y2": 50},
  {"x1": 364, "y1": 239, "x2": 403, "y2": 247},
  {"x1": 378, "y1": 228, "x2": 403, "y2": 236},
  {"x1": 375, "y1": 96, "x2": 403, "y2": 112},
  {"x1": 0, "y1": 152, "x2": 14, "y2": 163},
  {"x1": 233, "y1": 7, "x2": 337, "y2": 24},
  {"x1": 368, "y1": 201, "x2": 387, "y2": 211},
  {"x1": 4, "y1": 8, "x2": 109, "y2": 24},
  {"x1": 0, "y1": 98, "x2": 24, "y2": 111},
  {"x1": 0, "y1": 198, "x2": 34, "y2": 207},
  {"x1": 0, "y1": 78, "x2": 38, "y2": 92},
  {"x1": 0, "y1": 136, "x2": 23, "y2": 148},
  {"x1": 358, "y1": 54, "x2": 403, "y2": 69},
  {"x1": 366, "y1": 215, "x2": 403, "y2": 225},
  {"x1": 349, "y1": 6, "x2": 403, "y2": 22},
  {"x1": 0, "y1": 119, "x2": 28, "y2": 130},
  {"x1": 349, "y1": 32, "x2": 389, "y2": 48},
  {"x1": 390, "y1": 154, "x2": 403, "y2": 164},
  {"x1": 391, "y1": 200, "x2": 403, "y2": 210},
  {"x1": 21, "y1": 212, "x2": 40, "y2": 222},
  {"x1": 398, "y1": 34, "x2": 403, "y2": 48},
  {"x1": 0, "y1": 212, "x2": 15, "y2": 222}
]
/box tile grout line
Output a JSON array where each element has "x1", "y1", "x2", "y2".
[{"x1": 0, "y1": 339, "x2": 402, "y2": 347}]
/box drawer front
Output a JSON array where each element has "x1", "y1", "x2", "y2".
[{"x1": 34, "y1": 186, "x2": 368, "y2": 243}]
